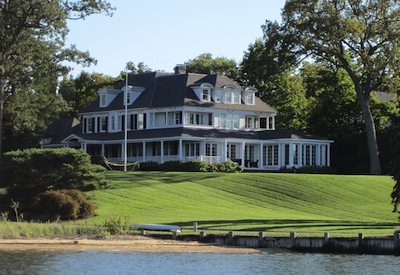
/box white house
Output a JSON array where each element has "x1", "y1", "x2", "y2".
[{"x1": 42, "y1": 67, "x2": 333, "y2": 170}]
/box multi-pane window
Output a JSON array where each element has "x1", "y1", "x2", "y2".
[
  {"x1": 245, "y1": 116, "x2": 259, "y2": 129},
  {"x1": 168, "y1": 112, "x2": 182, "y2": 125},
  {"x1": 245, "y1": 93, "x2": 254, "y2": 105},
  {"x1": 225, "y1": 92, "x2": 232, "y2": 103},
  {"x1": 100, "y1": 116, "x2": 108, "y2": 132},
  {"x1": 87, "y1": 117, "x2": 94, "y2": 133},
  {"x1": 227, "y1": 144, "x2": 236, "y2": 160},
  {"x1": 186, "y1": 112, "x2": 212, "y2": 126},
  {"x1": 138, "y1": 113, "x2": 145, "y2": 129},
  {"x1": 263, "y1": 145, "x2": 279, "y2": 166},
  {"x1": 293, "y1": 144, "x2": 299, "y2": 165},
  {"x1": 164, "y1": 141, "x2": 178, "y2": 156},
  {"x1": 128, "y1": 143, "x2": 143, "y2": 157},
  {"x1": 233, "y1": 92, "x2": 240, "y2": 104},
  {"x1": 202, "y1": 89, "x2": 210, "y2": 101},
  {"x1": 100, "y1": 94, "x2": 107, "y2": 107},
  {"x1": 220, "y1": 114, "x2": 239, "y2": 129},
  {"x1": 206, "y1": 143, "x2": 218, "y2": 156},
  {"x1": 185, "y1": 143, "x2": 200, "y2": 157}
]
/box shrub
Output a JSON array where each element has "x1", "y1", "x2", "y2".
[
  {"x1": 103, "y1": 217, "x2": 131, "y2": 235},
  {"x1": 139, "y1": 161, "x2": 161, "y2": 171},
  {"x1": 160, "y1": 161, "x2": 183, "y2": 171},
  {"x1": 35, "y1": 189, "x2": 96, "y2": 221},
  {"x1": 1, "y1": 148, "x2": 108, "y2": 203}
]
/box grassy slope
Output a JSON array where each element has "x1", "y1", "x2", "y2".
[{"x1": 86, "y1": 171, "x2": 399, "y2": 237}]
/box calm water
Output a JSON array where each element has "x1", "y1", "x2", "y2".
[{"x1": 0, "y1": 250, "x2": 397, "y2": 275}]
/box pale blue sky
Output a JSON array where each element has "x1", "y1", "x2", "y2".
[{"x1": 66, "y1": 0, "x2": 286, "y2": 77}]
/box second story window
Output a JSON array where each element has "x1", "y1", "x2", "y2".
[
  {"x1": 186, "y1": 112, "x2": 212, "y2": 126},
  {"x1": 100, "y1": 117, "x2": 108, "y2": 132},
  {"x1": 168, "y1": 112, "x2": 182, "y2": 125},
  {"x1": 220, "y1": 114, "x2": 239, "y2": 129}
]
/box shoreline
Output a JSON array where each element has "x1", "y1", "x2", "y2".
[{"x1": 0, "y1": 236, "x2": 263, "y2": 253}]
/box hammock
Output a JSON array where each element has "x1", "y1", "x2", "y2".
[{"x1": 103, "y1": 157, "x2": 140, "y2": 171}]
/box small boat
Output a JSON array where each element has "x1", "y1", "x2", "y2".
[{"x1": 131, "y1": 223, "x2": 181, "y2": 232}]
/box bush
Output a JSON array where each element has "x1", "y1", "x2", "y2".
[
  {"x1": 35, "y1": 189, "x2": 96, "y2": 221},
  {"x1": 1, "y1": 148, "x2": 108, "y2": 202},
  {"x1": 139, "y1": 161, "x2": 161, "y2": 171}
]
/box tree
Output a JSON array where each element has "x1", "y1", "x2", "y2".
[
  {"x1": 3, "y1": 90, "x2": 70, "y2": 152},
  {"x1": 391, "y1": 115, "x2": 400, "y2": 218},
  {"x1": 0, "y1": 0, "x2": 114, "y2": 161},
  {"x1": 258, "y1": 72, "x2": 309, "y2": 130},
  {"x1": 59, "y1": 72, "x2": 118, "y2": 115},
  {"x1": 281, "y1": 0, "x2": 400, "y2": 174},
  {"x1": 185, "y1": 53, "x2": 239, "y2": 81},
  {"x1": 241, "y1": 20, "x2": 310, "y2": 129}
]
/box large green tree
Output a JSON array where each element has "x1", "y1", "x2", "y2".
[
  {"x1": 59, "y1": 72, "x2": 118, "y2": 115},
  {"x1": 185, "y1": 53, "x2": 239, "y2": 81},
  {"x1": 0, "y1": 0, "x2": 114, "y2": 160},
  {"x1": 281, "y1": 0, "x2": 400, "y2": 174}
]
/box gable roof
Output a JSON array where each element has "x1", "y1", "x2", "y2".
[
  {"x1": 80, "y1": 72, "x2": 275, "y2": 114},
  {"x1": 43, "y1": 117, "x2": 81, "y2": 145}
]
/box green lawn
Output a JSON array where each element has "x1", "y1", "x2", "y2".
[{"x1": 84, "y1": 171, "x2": 399, "y2": 237}]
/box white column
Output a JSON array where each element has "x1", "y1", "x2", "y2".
[
  {"x1": 101, "y1": 144, "x2": 105, "y2": 156},
  {"x1": 316, "y1": 144, "x2": 321, "y2": 166},
  {"x1": 142, "y1": 142, "x2": 146, "y2": 162},
  {"x1": 241, "y1": 141, "x2": 245, "y2": 167},
  {"x1": 161, "y1": 141, "x2": 164, "y2": 164},
  {"x1": 179, "y1": 140, "x2": 183, "y2": 161},
  {"x1": 289, "y1": 143, "x2": 294, "y2": 167},
  {"x1": 259, "y1": 143, "x2": 264, "y2": 168},
  {"x1": 267, "y1": 117, "x2": 270, "y2": 130},
  {"x1": 278, "y1": 143, "x2": 282, "y2": 167},
  {"x1": 298, "y1": 143, "x2": 303, "y2": 167},
  {"x1": 223, "y1": 140, "x2": 228, "y2": 162},
  {"x1": 327, "y1": 144, "x2": 331, "y2": 166},
  {"x1": 272, "y1": 116, "x2": 275, "y2": 130},
  {"x1": 321, "y1": 145, "x2": 326, "y2": 166}
]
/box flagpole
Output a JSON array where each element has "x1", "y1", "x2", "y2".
[{"x1": 124, "y1": 69, "x2": 128, "y2": 172}]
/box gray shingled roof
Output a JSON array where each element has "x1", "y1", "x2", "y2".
[
  {"x1": 73, "y1": 127, "x2": 328, "y2": 142},
  {"x1": 80, "y1": 72, "x2": 276, "y2": 114}
]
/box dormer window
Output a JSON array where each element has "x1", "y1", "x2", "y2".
[
  {"x1": 100, "y1": 94, "x2": 107, "y2": 107},
  {"x1": 122, "y1": 86, "x2": 145, "y2": 105},
  {"x1": 214, "y1": 90, "x2": 222, "y2": 103},
  {"x1": 225, "y1": 92, "x2": 232, "y2": 103},
  {"x1": 233, "y1": 92, "x2": 240, "y2": 104},
  {"x1": 202, "y1": 89, "x2": 211, "y2": 102},
  {"x1": 245, "y1": 93, "x2": 254, "y2": 105},
  {"x1": 243, "y1": 87, "x2": 258, "y2": 105},
  {"x1": 98, "y1": 88, "x2": 121, "y2": 108},
  {"x1": 126, "y1": 92, "x2": 131, "y2": 104}
]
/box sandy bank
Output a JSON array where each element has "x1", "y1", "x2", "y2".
[{"x1": 0, "y1": 236, "x2": 262, "y2": 253}]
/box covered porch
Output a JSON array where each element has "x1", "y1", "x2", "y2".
[{"x1": 80, "y1": 137, "x2": 332, "y2": 171}]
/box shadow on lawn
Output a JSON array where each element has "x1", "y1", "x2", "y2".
[
  {"x1": 168, "y1": 219, "x2": 399, "y2": 232},
  {"x1": 105, "y1": 171, "x2": 225, "y2": 187}
]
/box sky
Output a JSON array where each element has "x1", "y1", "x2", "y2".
[{"x1": 65, "y1": 0, "x2": 286, "y2": 77}]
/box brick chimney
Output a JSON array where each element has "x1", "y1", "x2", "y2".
[{"x1": 174, "y1": 64, "x2": 187, "y2": 74}]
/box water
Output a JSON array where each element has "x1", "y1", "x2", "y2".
[{"x1": 0, "y1": 250, "x2": 397, "y2": 275}]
